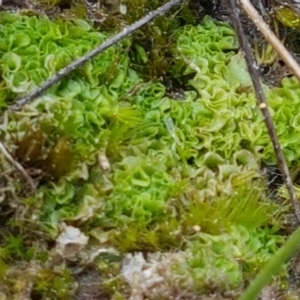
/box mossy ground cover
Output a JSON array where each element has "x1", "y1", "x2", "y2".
[{"x1": 0, "y1": 1, "x2": 300, "y2": 299}]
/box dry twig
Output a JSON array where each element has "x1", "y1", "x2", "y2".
[
  {"x1": 0, "y1": 141, "x2": 36, "y2": 191},
  {"x1": 9, "y1": 0, "x2": 183, "y2": 111},
  {"x1": 227, "y1": 0, "x2": 300, "y2": 223},
  {"x1": 240, "y1": 0, "x2": 300, "y2": 82}
]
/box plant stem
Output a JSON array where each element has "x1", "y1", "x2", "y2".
[{"x1": 239, "y1": 226, "x2": 300, "y2": 300}]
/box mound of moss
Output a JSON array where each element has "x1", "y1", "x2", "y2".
[{"x1": 0, "y1": 9, "x2": 299, "y2": 299}]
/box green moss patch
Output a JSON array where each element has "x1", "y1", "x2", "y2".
[{"x1": 0, "y1": 9, "x2": 298, "y2": 299}]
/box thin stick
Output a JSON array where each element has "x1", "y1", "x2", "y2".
[
  {"x1": 227, "y1": 0, "x2": 300, "y2": 223},
  {"x1": 239, "y1": 0, "x2": 300, "y2": 82},
  {"x1": 0, "y1": 141, "x2": 36, "y2": 191},
  {"x1": 9, "y1": 0, "x2": 183, "y2": 111}
]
